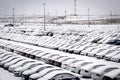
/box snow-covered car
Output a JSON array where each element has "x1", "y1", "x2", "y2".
[
  {"x1": 54, "y1": 56, "x2": 75, "y2": 67},
  {"x1": 104, "y1": 50, "x2": 120, "y2": 61},
  {"x1": 80, "y1": 47, "x2": 96, "y2": 56},
  {"x1": 68, "y1": 45, "x2": 81, "y2": 53},
  {"x1": 95, "y1": 49, "x2": 115, "y2": 59},
  {"x1": 29, "y1": 67, "x2": 62, "y2": 80},
  {"x1": 0, "y1": 55, "x2": 21, "y2": 67},
  {"x1": 37, "y1": 70, "x2": 80, "y2": 80},
  {"x1": 68, "y1": 61, "x2": 93, "y2": 73},
  {"x1": 22, "y1": 64, "x2": 54, "y2": 80},
  {"x1": 80, "y1": 63, "x2": 106, "y2": 77},
  {"x1": 103, "y1": 69, "x2": 120, "y2": 80},
  {"x1": 25, "y1": 49, "x2": 35, "y2": 57},
  {"x1": 18, "y1": 47, "x2": 32, "y2": 56},
  {"x1": 87, "y1": 48, "x2": 105, "y2": 57},
  {"x1": 29, "y1": 50, "x2": 43, "y2": 59},
  {"x1": 3, "y1": 57, "x2": 26, "y2": 69},
  {"x1": 40, "y1": 53, "x2": 59, "y2": 63},
  {"x1": 47, "y1": 55, "x2": 60, "y2": 65},
  {"x1": 61, "y1": 59, "x2": 83, "y2": 70},
  {"x1": 111, "y1": 53, "x2": 120, "y2": 62},
  {"x1": 0, "y1": 54, "x2": 14, "y2": 62},
  {"x1": 8, "y1": 59, "x2": 36, "y2": 72},
  {"x1": 35, "y1": 52, "x2": 50, "y2": 60},
  {"x1": 74, "y1": 44, "x2": 90, "y2": 54},
  {"x1": 14, "y1": 61, "x2": 44, "y2": 77},
  {"x1": 0, "y1": 52, "x2": 13, "y2": 59},
  {"x1": 91, "y1": 66, "x2": 119, "y2": 80}
]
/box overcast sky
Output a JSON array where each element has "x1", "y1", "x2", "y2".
[{"x1": 0, "y1": 0, "x2": 120, "y2": 16}]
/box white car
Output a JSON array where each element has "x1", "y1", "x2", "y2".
[
  {"x1": 61, "y1": 59, "x2": 83, "y2": 70},
  {"x1": 68, "y1": 45, "x2": 81, "y2": 53},
  {"x1": 24, "y1": 49, "x2": 34, "y2": 57},
  {"x1": 74, "y1": 45, "x2": 90, "y2": 54},
  {"x1": 0, "y1": 52, "x2": 12, "y2": 59},
  {"x1": 29, "y1": 50, "x2": 42, "y2": 59},
  {"x1": 54, "y1": 56, "x2": 75, "y2": 67},
  {"x1": 68, "y1": 61, "x2": 93, "y2": 73},
  {"x1": 95, "y1": 49, "x2": 115, "y2": 59},
  {"x1": 47, "y1": 55, "x2": 60, "y2": 65},
  {"x1": 37, "y1": 70, "x2": 80, "y2": 80},
  {"x1": 104, "y1": 50, "x2": 120, "y2": 60},
  {"x1": 4, "y1": 57, "x2": 26, "y2": 69},
  {"x1": 14, "y1": 61, "x2": 44, "y2": 77},
  {"x1": 80, "y1": 63, "x2": 106, "y2": 77},
  {"x1": 103, "y1": 69, "x2": 120, "y2": 80},
  {"x1": 49, "y1": 55, "x2": 67, "y2": 66},
  {"x1": 40, "y1": 54, "x2": 59, "y2": 63},
  {"x1": 35, "y1": 52, "x2": 50, "y2": 60},
  {"x1": 80, "y1": 47, "x2": 96, "y2": 55},
  {"x1": 8, "y1": 59, "x2": 35, "y2": 72},
  {"x1": 0, "y1": 55, "x2": 21, "y2": 67},
  {"x1": 0, "y1": 54, "x2": 14, "y2": 62},
  {"x1": 111, "y1": 53, "x2": 120, "y2": 62},
  {"x1": 22, "y1": 64, "x2": 53, "y2": 80},
  {"x1": 91, "y1": 66, "x2": 119, "y2": 80},
  {"x1": 29, "y1": 67, "x2": 62, "y2": 80},
  {"x1": 87, "y1": 48, "x2": 105, "y2": 57}
]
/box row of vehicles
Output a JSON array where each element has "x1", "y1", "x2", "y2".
[
  {"x1": 0, "y1": 40, "x2": 120, "y2": 80},
  {"x1": 0, "y1": 48, "x2": 80, "y2": 80},
  {"x1": 0, "y1": 32, "x2": 120, "y2": 63}
]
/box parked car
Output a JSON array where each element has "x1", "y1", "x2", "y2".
[
  {"x1": 80, "y1": 63, "x2": 106, "y2": 77},
  {"x1": 91, "y1": 66, "x2": 119, "y2": 80},
  {"x1": 47, "y1": 55, "x2": 60, "y2": 65},
  {"x1": 29, "y1": 67, "x2": 62, "y2": 80},
  {"x1": 29, "y1": 50, "x2": 43, "y2": 59},
  {"x1": 22, "y1": 64, "x2": 53, "y2": 80},
  {"x1": 104, "y1": 50, "x2": 120, "y2": 61},
  {"x1": 0, "y1": 54, "x2": 14, "y2": 62},
  {"x1": 74, "y1": 45, "x2": 90, "y2": 54},
  {"x1": 95, "y1": 49, "x2": 115, "y2": 59},
  {"x1": 35, "y1": 52, "x2": 50, "y2": 60},
  {"x1": 0, "y1": 55, "x2": 21, "y2": 67},
  {"x1": 9, "y1": 59, "x2": 36, "y2": 72},
  {"x1": 103, "y1": 69, "x2": 120, "y2": 80},
  {"x1": 68, "y1": 61, "x2": 93, "y2": 73},
  {"x1": 4, "y1": 57, "x2": 26, "y2": 69},
  {"x1": 40, "y1": 54, "x2": 59, "y2": 63},
  {"x1": 25, "y1": 49, "x2": 35, "y2": 57},
  {"x1": 87, "y1": 48, "x2": 105, "y2": 57},
  {"x1": 37, "y1": 70, "x2": 80, "y2": 80},
  {"x1": 61, "y1": 59, "x2": 83, "y2": 70},
  {"x1": 80, "y1": 47, "x2": 96, "y2": 56},
  {"x1": 54, "y1": 57, "x2": 75, "y2": 67},
  {"x1": 14, "y1": 61, "x2": 44, "y2": 77},
  {"x1": 111, "y1": 53, "x2": 120, "y2": 62}
]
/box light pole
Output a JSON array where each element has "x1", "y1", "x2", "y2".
[
  {"x1": 12, "y1": 8, "x2": 15, "y2": 27},
  {"x1": 64, "y1": 10, "x2": 67, "y2": 23},
  {"x1": 55, "y1": 11, "x2": 57, "y2": 24},
  {"x1": 74, "y1": 0, "x2": 77, "y2": 15},
  {"x1": 88, "y1": 8, "x2": 90, "y2": 27},
  {"x1": 110, "y1": 11, "x2": 113, "y2": 25},
  {"x1": 43, "y1": 3, "x2": 46, "y2": 31}
]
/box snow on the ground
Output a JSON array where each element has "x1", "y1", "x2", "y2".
[{"x1": 0, "y1": 68, "x2": 21, "y2": 80}]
